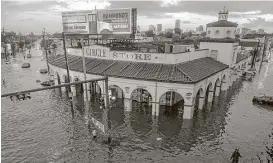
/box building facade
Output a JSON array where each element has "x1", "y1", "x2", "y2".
[
  {"x1": 157, "y1": 24, "x2": 162, "y2": 32},
  {"x1": 149, "y1": 25, "x2": 155, "y2": 31},
  {"x1": 175, "y1": 19, "x2": 180, "y2": 29},
  {"x1": 48, "y1": 8, "x2": 251, "y2": 123},
  {"x1": 206, "y1": 8, "x2": 238, "y2": 39}
]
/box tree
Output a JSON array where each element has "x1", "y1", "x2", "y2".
[
  {"x1": 158, "y1": 32, "x2": 164, "y2": 37},
  {"x1": 200, "y1": 32, "x2": 206, "y2": 37},
  {"x1": 165, "y1": 32, "x2": 173, "y2": 38},
  {"x1": 52, "y1": 43, "x2": 57, "y2": 49},
  {"x1": 174, "y1": 28, "x2": 181, "y2": 35},
  {"x1": 145, "y1": 30, "x2": 155, "y2": 37},
  {"x1": 19, "y1": 41, "x2": 24, "y2": 49},
  {"x1": 172, "y1": 34, "x2": 180, "y2": 42}
]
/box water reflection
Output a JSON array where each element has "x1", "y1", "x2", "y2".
[{"x1": 2, "y1": 44, "x2": 273, "y2": 162}]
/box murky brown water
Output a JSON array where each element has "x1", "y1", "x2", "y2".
[{"x1": 2, "y1": 43, "x2": 273, "y2": 163}]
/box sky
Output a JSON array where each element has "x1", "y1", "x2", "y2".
[{"x1": 1, "y1": 0, "x2": 273, "y2": 34}]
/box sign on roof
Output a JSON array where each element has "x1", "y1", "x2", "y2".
[{"x1": 62, "y1": 8, "x2": 137, "y2": 36}]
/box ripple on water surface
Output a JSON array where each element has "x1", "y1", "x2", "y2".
[{"x1": 1, "y1": 47, "x2": 273, "y2": 162}]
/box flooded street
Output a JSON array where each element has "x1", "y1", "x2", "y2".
[{"x1": 2, "y1": 44, "x2": 273, "y2": 162}]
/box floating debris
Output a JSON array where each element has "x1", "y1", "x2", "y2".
[
  {"x1": 39, "y1": 69, "x2": 48, "y2": 74},
  {"x1": 21, "y1": 63, "x2": 31, "y2": 68},
  {"x1": 253, "y1": 95, "x2": 273, "y2": 106}
]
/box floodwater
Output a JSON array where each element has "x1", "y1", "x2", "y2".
[{"x1": 1, "y1": 43, "x2": 273, "y2": 163}]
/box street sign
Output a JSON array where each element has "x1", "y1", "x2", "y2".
[{"x1": 91, "y1": 117, "x2": 105, "y2": 134}]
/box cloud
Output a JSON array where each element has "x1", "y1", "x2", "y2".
[
  {"x1": 160, "y1": 0, "x2": 181, "y2": 7},
  {"x1": 182, "y1": 21, "x2": 193, "y2": 24},
  {"x1": 241, "y1": 17, "x2": 273, "y2": 32},
  {"x1": 49, "y1": 0, "x2": 111, "y2": 12},
  {"x1": 2, "y1": 1, "x2": 273, "y2": 33}
]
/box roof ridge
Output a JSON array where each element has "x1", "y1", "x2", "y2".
[
  {"x1": 168, "y1": 64, "x2": 175, "y2": 81},
  {"x1": 117, "y1": 62, "x2": 132, "y2": 76},
  {"x1": 154, "y1": 64, "x2": 163, "y2": 80},
  {"x1": 134, "y1": 62, "x2": 147, "y2": 77},
  {"x1": 87, "y1": 59, "x2": 103, "y2": 72},
  {"x1": 101, "y1": 61, "x2": 117, "y2": 74},
  {"x1": 75, "y1": 58, "x2": 94, "y2": 70},
  {"x1": 175, "y1": 64, "x2": 194, "y2": 82}
]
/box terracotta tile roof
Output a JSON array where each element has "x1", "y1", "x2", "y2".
[
  {"x1": 207, "y1": 20, "x2": 238, "y2": 27},
  {"x1": 48, "y1": 55, "x2": 228, "y2": 84},
  {"x1": 176, "y1": 57, "x2": 228, "y2": 82},
  {"x1": 239, "y1": 41, "x2": 259, "y2": 47},
  {"x1": 236, "y1": 51, "x2": 250, "y2": 63}
]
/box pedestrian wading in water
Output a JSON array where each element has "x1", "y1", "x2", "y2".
[
  {"x1": 231, "y1": 148, "x2": 242, "y2": 163},
  {"x1": 108, "y1": 146, "x2": 114, "y2": 158}
]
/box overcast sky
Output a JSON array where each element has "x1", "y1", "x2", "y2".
[{"x1": 2, "y1": 0, "x2": 273, "y2": 34}]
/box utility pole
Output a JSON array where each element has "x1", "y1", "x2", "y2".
[
  {"x1": 81, "y1": 40, "x2": 89, "y2": 101},
  {"x1": 2, "y1": 27, "x2": 7, "y2": 61},
  {"x1": 62, "y1": 32, "x2": 71, "y2": 93},
  {"x1": 43, "y1": 28, "x2": 50, "y2": 72}
]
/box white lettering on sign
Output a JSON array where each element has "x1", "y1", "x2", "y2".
[
  {"x1": 112, "y1": 24, "x2": 128, "y2": 29},
  {"x1": 85, "y1": 48, "x2": 107, "y2": 58},
  {"x1": 112, "y1": 52, "x2": 152, "y2": 61},
  {"x1": 91, "y1": 117, "x2": 105, "y2": 133},
  {"x1": 63, "y1": 23, "x2": 88, "y2": 33}
]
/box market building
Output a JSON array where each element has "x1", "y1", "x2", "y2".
[{"x1": 48, "y1": 8, "x2": 251, "y2": 120}]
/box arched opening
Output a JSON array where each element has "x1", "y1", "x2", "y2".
[
  {"x1": 221, "y1": 75, "x2": 227, "y2": 91},
  {"x1": 89, "y1": 81, "x2": 101, "y2": 101},
  {"x1": 227, "y1": 30, "x2": 231, "y2": 36},
  {"x1": 108, "y1": 85, "x2": 124, "y2": 107},
  {"x1": 55, "y1": 72, "x2": 61, "y2": 85},
  {"x1": 130, "y1": 88, "x2": 152, "y2": 114},
  {"x1": 73, "y1": 77, "x2": 83, "y2": 97},
  {"x1": 204, "y1": 83, "x2": 213, "y2": 109},
  {"x1": 158, "y1": 91, "x2": 184, "y2": 117},
  {"x1": 213, "y1": 78, "x2": 221, "y2": 98},
  {"x1": 194, "y1": 88, "x2": 204, "y2": 112}
]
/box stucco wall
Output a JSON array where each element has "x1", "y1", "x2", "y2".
[
  {"x1": 206, "y1": 27, "x2": 236, "y2": 39},
  {"x1": 200, "y1": 42, "x2": 238, "y2": 66},
  {"x1": 49, "y1": 63, "x2": 196, "y2": 106},
  {"x1": 67, "y1": 45, "x2": 209, "y2": 64}
]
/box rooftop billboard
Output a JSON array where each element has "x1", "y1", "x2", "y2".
[{"x1": 62, "y1": 8, "x2": 137, "y2": 36}]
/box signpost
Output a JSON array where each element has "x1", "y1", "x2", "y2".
[{"x1": 91, "y1": 117, "x2": 105, "y2": 134}]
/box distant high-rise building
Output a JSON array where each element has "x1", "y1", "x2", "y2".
[
  {"x1": 137, "y1": 25, "x2": 140, "y2": 32},
  {"x1": 157, "y1": 24, "x2": 162, "y2": 32},
  {"x1": 196, "y1": 27, "x2": 199, "y2": 32},
  {"x1": 149, "y1": 25, "x2": 155, "y2": 31},
  {"x1": 199, "y1": 25, "x2": 203, "y2": 32},
  {"x1": 196, "y1": 25, "x2": 204, "y2": 34},
  {"x1": 257, "y1": 29, "x2": 265, "y2": 34},
  {"x1": 175, "y1": 19, "x2": 180, "y2": 29}
]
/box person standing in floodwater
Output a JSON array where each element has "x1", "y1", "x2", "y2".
[
  {"x1": 92, "y1": 130, "x2": 97, "y2": 139},
  {"x1": 108, "y1": 146, "x2": 114, "y2": 158},
  {"x1": 231, "y1": 148, "x2": 242, "y2": 163}
]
